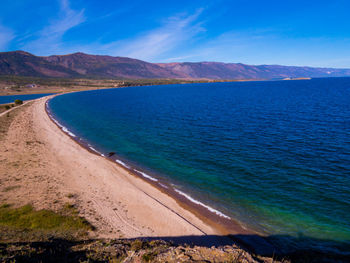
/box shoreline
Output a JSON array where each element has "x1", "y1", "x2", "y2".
[
  {"x1": 1, "y1": 77, "x2": 310, "y2": 96},
  {"x1": 2, "y1": 86, "x2": 350, "y2": 260},
  {"x1": 27, "y1": 94, "x2": 217, "y2": 239},
  {"x1": 45, "y1": 93, "x2": 256, "y2": 238}
]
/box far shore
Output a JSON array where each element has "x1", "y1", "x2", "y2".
[{"x1": 0, "y1": 76, "x2": 269, "y2": 96}]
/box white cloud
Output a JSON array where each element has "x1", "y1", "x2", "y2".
[
  {"x1": 22, "y1": 0, "x2": 85, "y2": 54},
  {"x1": 102, "y1": 9, "x2": 205, "y2": 61},
  {"x1": 0, "y1": 24, "x2": 15, "y2": 50},
  {"x1": 17, "y1": 6, "x2": 205, "y2": 60}
]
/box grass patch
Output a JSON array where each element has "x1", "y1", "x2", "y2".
[{"x1": 0, "y1": 204, "x2": 93, "y2": 240}]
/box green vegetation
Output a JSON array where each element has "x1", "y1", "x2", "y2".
[
  {"x1": 0, "y1": 75, "x2": 201, "y2": 87},
  {"x1": 14, "y1": 99, "x2": 23, "y2": 105},
  {"x1": 131, "y1": 239, "x2": 144, "y2": 251},
  {"x1": 0, "y1": 204, "x2": 93, "y2": 240},
  {"x1": 142, "y1": 251, "x2": 156, "y2": 262}
]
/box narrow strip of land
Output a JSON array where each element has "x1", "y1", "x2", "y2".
[{"x1": 0, "y1": 96, "x2": 217, "y2": 239}]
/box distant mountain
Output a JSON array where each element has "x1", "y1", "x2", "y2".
[
  {"x1": 156, "y1": 62, "x2": 350, "y2": 79},
  {"x1": 1, "y1": 51, "x2": 350, "y2": 80},
  {"x1": 45, "y1": 52, "x2": 184, "y2": 79},
  {"x1": 0, "y1": 51, "x2": 79, "y2": 78},
  {"x1": 0, "y1": 51, "x2": 184, "y2": 79}
]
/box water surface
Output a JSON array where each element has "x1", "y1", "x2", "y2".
[
  {"x1": 48, "y1": 78, "x2": 350, "y2": 252},
  {"x1": 0, "y1": 93, "x2": 54, "y2": 104}
]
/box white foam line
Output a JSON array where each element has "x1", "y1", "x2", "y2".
[
  {"x1": 134, "y1": 169, "x2": 158, "y2": 182},
  {"x1": 159, "y1": 183, "x2": 169, "y2": 189},
  {"x1": 62, "y1": 126, "x2": 77, "y2": 137},
  {"x1": 88, "y1": 146, "x2": 102, "y2": 155},
  {"x1": 46, "y1": 101, "x2": 228, "y2": 220},
  {"x1": 174, "y1": 189, "x2": 231, "y2": 219},
  {"x1": 53, "y1": 119, "x2": 62, "y2": 127},
  {"x1": 115, "y1": 159, "x2": 131, "y2": 169},
  {"x1": 49, "y1": 114, "x2": 77, "y2": 138},
  {"x1": 47, "y1": 103, "x2": 108, "y2": 157}
]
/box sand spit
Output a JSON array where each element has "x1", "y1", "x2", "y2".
[{"x1": 0, "y1": 96, "x2": 218, "y2": 239}]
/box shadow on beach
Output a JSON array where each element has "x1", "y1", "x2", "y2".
[
  {"x1": 136, "y1": 233, "x2": 350, "y2": 261},
  {"x1": 1, "y1": 234, "x2": 349, "y2": 262}
]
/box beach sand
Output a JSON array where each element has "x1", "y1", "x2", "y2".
[
  {"x1": 0, "y1": 96, "x2": 219, "y2": 239},
  {"x1": 1, "y1": 95, "x2": 346, "y2": 263}
]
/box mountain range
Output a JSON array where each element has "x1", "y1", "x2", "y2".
[{"x1": 1, "y1": 51, "x2": 350, "y2": 80}]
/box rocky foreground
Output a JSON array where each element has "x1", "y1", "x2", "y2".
[{"x1": 0, "y1": 239, "x2": 266, "y2": 263}]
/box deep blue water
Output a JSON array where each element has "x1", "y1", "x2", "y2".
[
  {"x1": 49, "y1": 78, "x2": 350, "y2": 250},
  {"x1": 0, "y1": 93, "x2": 54, "y2": 104}
]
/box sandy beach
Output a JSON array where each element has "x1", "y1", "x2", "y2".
[
  {"x1": 0, "y1": 96, "x2": 221, "y2": 239},
  {"x1": 2, "y1": 94, "x2": 347, "y2": 263}
]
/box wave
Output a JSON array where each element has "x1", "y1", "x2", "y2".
[
  {"x1": 62, "y1": 126, "x2": 77, "y2": 137},
  {"x1": 47, "y1": 110, "x2": 77, "y2": 138},
  {"x1": 115, "y1": 159, "x2": 131, "y2": 169},
  {"x1": 174, "y1": 189, "x2": 231, "y2": 219},
  {"x1": 134, "y1": 169, "x2": 158, "y2": 182},
  {"x1": 159, "y1": 183, "x2": 169, "y2": 189},
  {"x1": 88, "y1": 145, "x2": 102, "y2": 155}
]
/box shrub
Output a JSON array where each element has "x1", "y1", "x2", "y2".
[
  {"x1": 5, "y1": 105, "x2": 10, "y2": 110},
  {"x1": 142, "y1": 252, "x2": 155, "y2": 262},
  {"x1": 14, "y1": 99, "x2": 23, "y2": 105},
  {"x1": 131, "y1": 239, "x2": 143, "y2": 251}
]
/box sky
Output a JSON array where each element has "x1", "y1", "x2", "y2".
[{"x1": 1, "y1": 0, "x2": 350, "y2": 67}]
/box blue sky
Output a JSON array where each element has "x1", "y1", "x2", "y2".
[{"x1": 1, "y1": 0, "x2": 350, "y2": 67}]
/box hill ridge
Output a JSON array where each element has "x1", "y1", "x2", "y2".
[{"x1": 1, "y1": 51, "x2": 350, "y2": 79}]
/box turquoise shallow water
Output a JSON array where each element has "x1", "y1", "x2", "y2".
[{"x1": 48, "y1": 78, "x2": 350, "y2": 252}]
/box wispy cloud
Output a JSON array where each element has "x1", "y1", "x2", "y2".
[
  {"x1": 171, "y1": 29, "x2": 285, "y2": 63},
  {"x1": 179, "y1": 29, "x2": 350, "y2": 67},
  {"x1": 17, "y1": 5, "x2": 206, "y2": 60},
  {"x1": 0, "y1": 23, "x2": 15, "y2": 50},
  {"x1": 22, "y1": 0, "x2": 85, "y2": 54},
  {"x1": 104, "y1": 9, "x2": 205, "y2": 61},
  {"x1": 161, "y1": 54, "x2": 199, "y2": 62}
]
